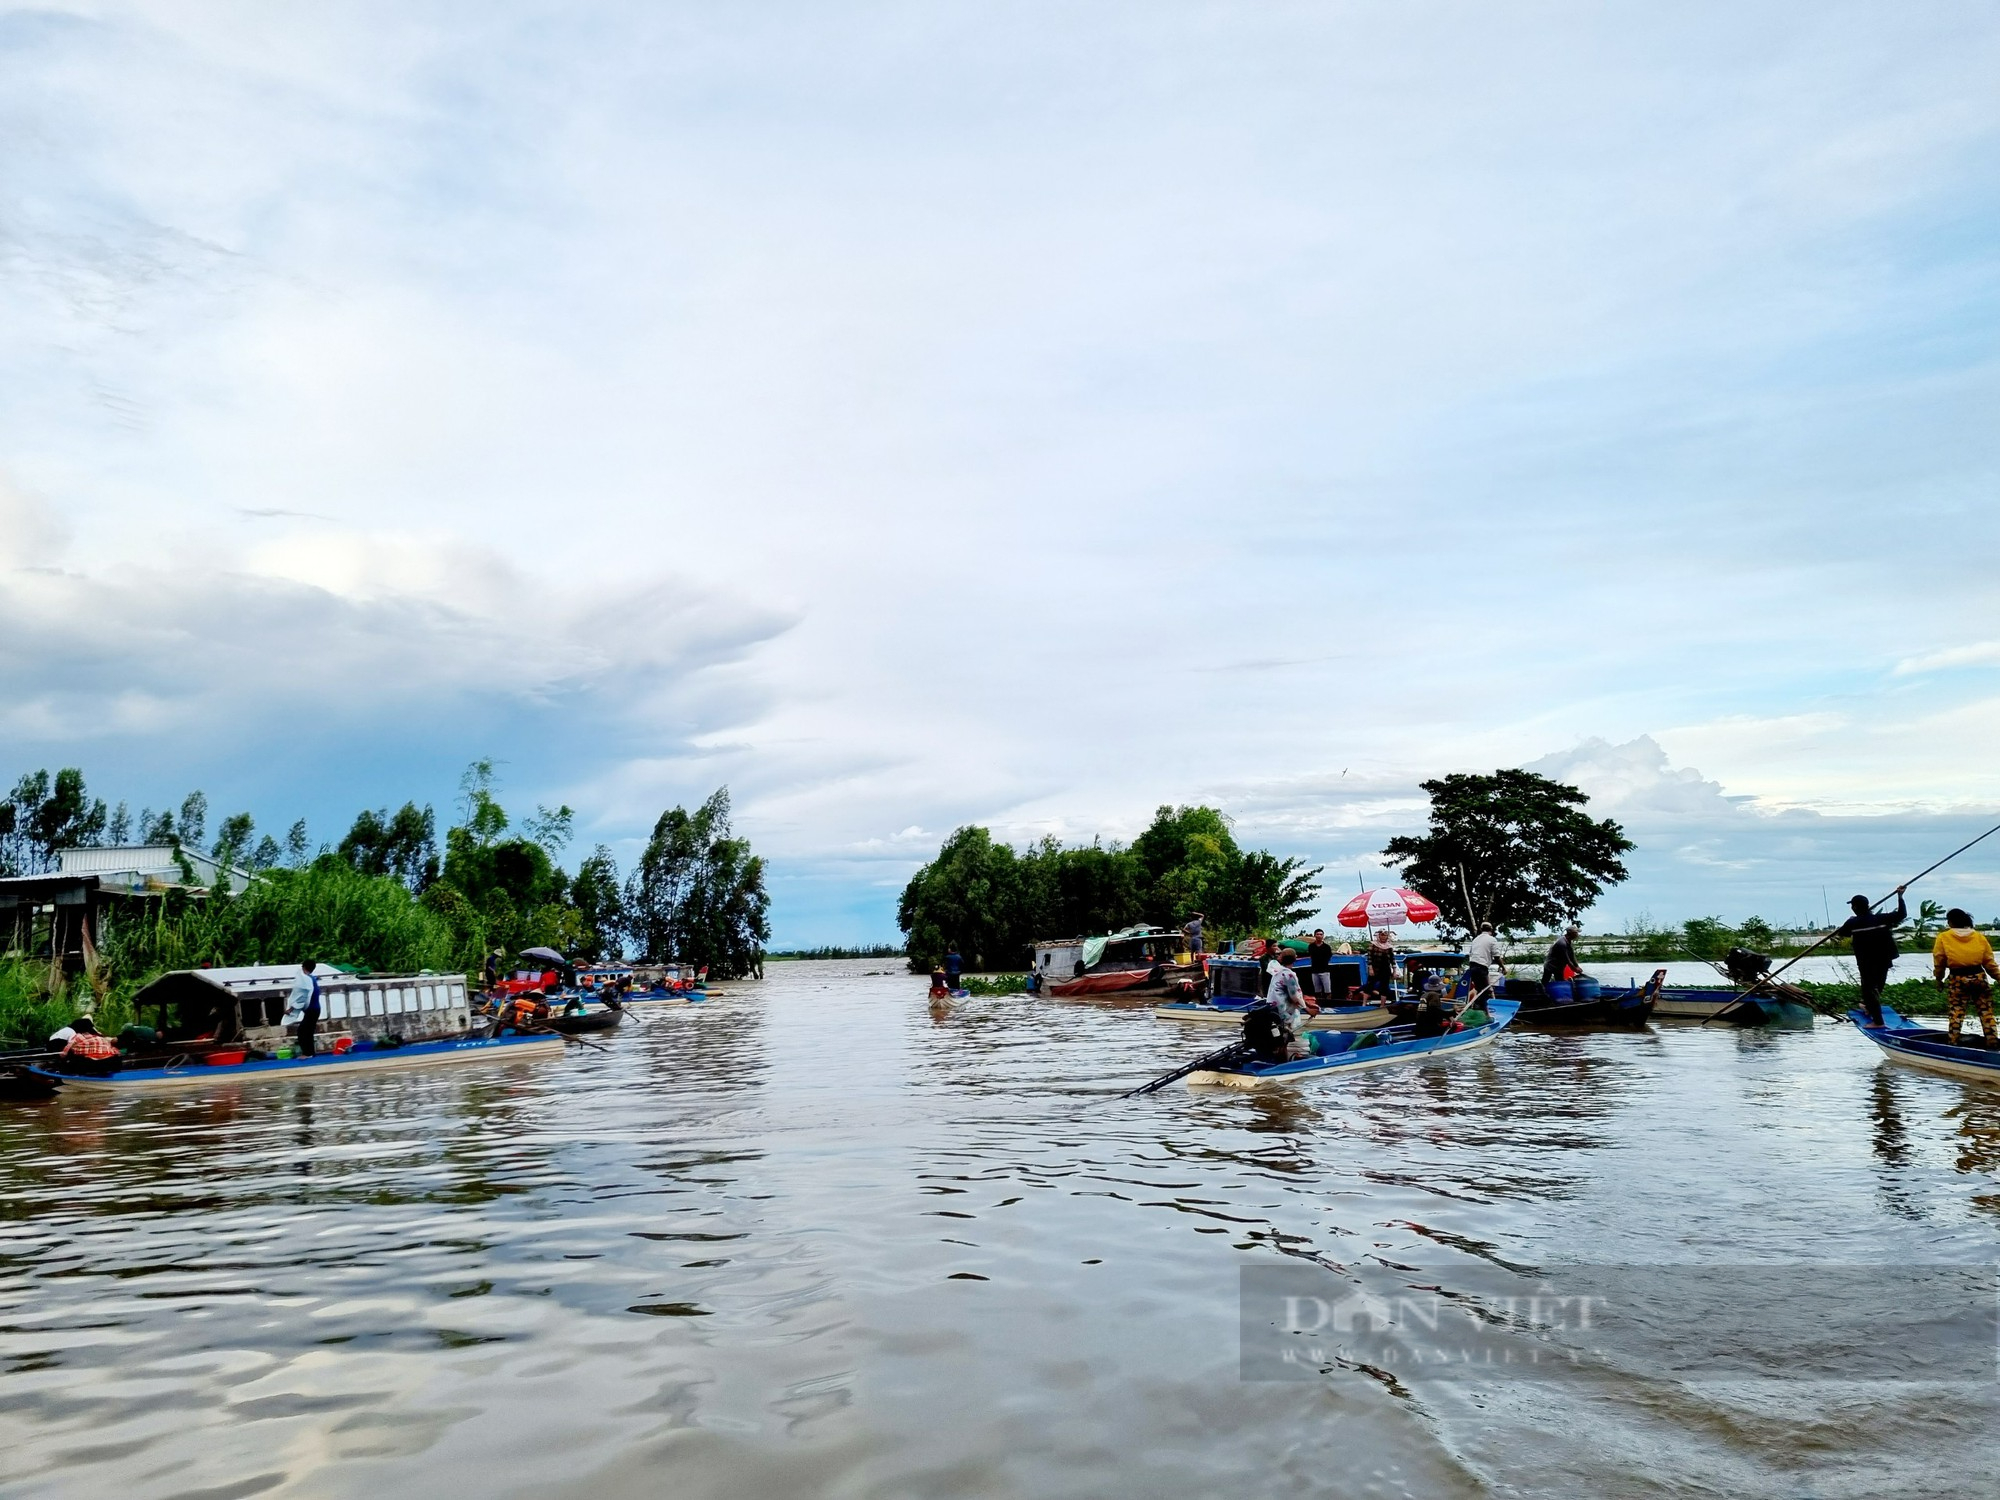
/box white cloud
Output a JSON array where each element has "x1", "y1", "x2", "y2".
[
  {"x1": 1894, "y1": 642, "x2": 2000, "y2": 676},
  {"x1": 3, "y1": 5, "x2": 1998, "y2": 941}
]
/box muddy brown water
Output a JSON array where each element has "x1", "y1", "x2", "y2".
[{"x1": 2, "y1": 959, "x2": 1995, "y2": 1498}]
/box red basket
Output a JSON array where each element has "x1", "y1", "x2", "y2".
[{"x1": 203, "y1": 1050, "x2": 248, "y2": 1066}]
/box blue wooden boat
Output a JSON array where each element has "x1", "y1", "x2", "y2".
[
  {"x1": 30, "y1": 1030, "x2": 564, "y2": 1092},
  {"x1": 1186, "y1": 999, "x2": 1519, "y2": 1090},
  {"x1": 1852, "y1": 1005, "x2": 2000, "y2": 1085},
  {"x1": 1152, "y1": 997, "x2": 1397, "y2": 1031},
  {"x1": 620, "y1": 980, "x2": 708, "y2": 1006},
  {"x1": 1499, "y1": 973, "x2": 1656, "y2": 1026}
]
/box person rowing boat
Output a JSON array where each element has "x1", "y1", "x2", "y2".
[{"x1": 1833, "y1": 886, "x2": 1906, "y2": 1026}]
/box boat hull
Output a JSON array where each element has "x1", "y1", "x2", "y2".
[
  {"x1": 619, "y1": 987, "x2": 707, "y2": 1007},
  {"x1": 1652, "y1": 987, "x2": 1766, "y2": 1021},
  {"x1": 1515, "y1": 994, "x2": 1654, "y2": 1027},
  {"x1": 1152, "y1": 1001, "x2": 1396, "y2": 1032},
  {"x1": 547, "y1": 1009, "x2": 623, "y2": 1035},
  {"x1": 31, "y1": 1032, "x2": 565, "y2": 1091},
  {"x1": 1051, "y1": 968, "x2": 1169, "y2": 999},
  {"x1": 1188, "y1": 1000, "x2": 1519, "y2": 1090},
  {"x1": 1855, "y1": 1006, "x2": 2000, "y2": 1085}
]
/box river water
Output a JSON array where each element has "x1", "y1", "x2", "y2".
[{"x1": 2, "y1": 958, "x2": 1996, "y2": 1498}]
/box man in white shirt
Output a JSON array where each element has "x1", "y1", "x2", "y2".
[
  {"x1": 1465, "y1": 924, "x2": 1506, "y2": 999},
  {"x1": 285, "y1": 960, "x2": 322, "y2": 1057}
]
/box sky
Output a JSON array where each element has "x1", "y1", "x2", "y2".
[{"x1": 3, "y1": 2, "x2": 1998, "y2": 944}]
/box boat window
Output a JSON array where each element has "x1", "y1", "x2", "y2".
[
  {"x1": 420, "y1": 985, "x2": 436, "y2": 1009},
  {"x1": 328, "y1": 990, "x2": 349, "y2": 1020},
  {"x1": 391, "y1": 987, "x2": 409, "y2": 1014},
  {"x1": 447, "y1": 982, "x2": 464, "y2": 1006}
]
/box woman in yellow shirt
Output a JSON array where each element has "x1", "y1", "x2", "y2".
[{"x1": 1932, "y1": 909, "x2": 1999, "y2": 1048}]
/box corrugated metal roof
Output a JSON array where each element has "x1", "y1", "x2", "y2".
[{"x1": 55, "y1": 844, "x2": 253, "y2": 888}]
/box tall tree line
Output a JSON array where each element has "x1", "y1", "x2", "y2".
[
  {"x1": 0, "y1": 763, "x2": 769, "y2": 980},
  {"x1": 897, "y1": 805, "x2": 1323, "y2": 971}
]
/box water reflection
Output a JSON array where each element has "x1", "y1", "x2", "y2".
[{"x1": 3, "y1": 962, "x2": 1998, "y2": 1499}]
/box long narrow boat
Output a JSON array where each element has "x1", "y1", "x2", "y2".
[
  {"x1": 30, "y1": 1031, "x2": 564, "y2": 1092},
  {"x1": 545, "y1": 1007, "x2": 623, "y2": 1035},
  {"x1": 1187, "y1": 999, "x2": 1519, "y2": 1090},
  {"x1": 1851, "y1": 1005, "x2": 2000, "y2": 1085},
  {"x1": 1650, "y1": 985, "x2": 1814, "y2": 1027},
  {"x1": 618, "y1": 982, "x2": 708, "y2": 1007},
  {"x1": 1153, "y1": 998, "x2": 1397, "y2": 1031}
]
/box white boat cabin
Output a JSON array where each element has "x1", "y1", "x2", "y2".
[{"x1": 130, "y1": 965, "x2": 472, "y2": 1051}]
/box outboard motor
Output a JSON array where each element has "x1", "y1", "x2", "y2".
[{"x1": 1724, "y1": 947, "x2": 1773, "y2": 986}]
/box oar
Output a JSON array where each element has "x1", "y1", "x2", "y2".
[
  {"x1": 1118, "y1": 1039, "x2": 1252, "y2": 1098},
  {"x1": 1698, "y1": 818, "x2": 2000, "y2": 1026},
  {"x1": 520, "y1": 1023, "x2": 614, "y2": 1054}
]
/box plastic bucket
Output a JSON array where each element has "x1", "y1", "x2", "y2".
[
  {"x1": 1573, "y1": 977, "x2": 1602, "y2": 999},
  {"x1": 1545, "y1": 981, "x2": 1574, "y2": 1002},
  {"x1": 203, "y1": 1050, "x2": 248, "y2": 1067}
]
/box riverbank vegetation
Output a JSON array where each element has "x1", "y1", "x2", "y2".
[
  {"x1": 898, "y1": 806, "x2": 1321, "y2": 971},
  {"x1": 769, "y1": 945, "x2": 905, "y2": 960},
  {"x1": 0, "y1": 764, "x2": 770, "y2": 1042}
]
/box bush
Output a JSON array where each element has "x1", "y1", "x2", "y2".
[
  {"x1": 958, "y1": 973, "x2": 1027, "y2": 996},
  {"x1": 92, "y1": 861, "x2": 464, "y2": 1001}
]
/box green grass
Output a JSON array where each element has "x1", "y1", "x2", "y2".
[
  {"x1": 1792, "y1": 978, "x2": 1949, "y2": 1017},
  {"x1": 956, "y1": 973, "x2": 1027, "y2": 996}
]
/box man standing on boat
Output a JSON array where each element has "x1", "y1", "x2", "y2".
[
  {"x1": 1183, "y1": 913, "x2": 1205, "y2": 958},
  {"x1": 1932, "y1": 909, "x2": 2000, "y2": 1048},
  {"x1": 1465, "y1": 923, "x2": 1506, "y2": 999},
  {"x1": 1265, "y1": 948, "x2": 1312, "y2": 1057},
  {"x1": 1304, "y1": 928, "x2": 1337, "y2": 1005},
  {"x1": 1542, "y1": 925, "x2": 1584, "y2": 987},
  {"x1": 944, "y1": 947, "x2": 963, "y2": 991},
  {"x1": 1836, "y1": 886, "x2": 1906, "y2": 1026},
  {"x1": 286, "y1": 960, "x2": 322, "y2": 1057}
]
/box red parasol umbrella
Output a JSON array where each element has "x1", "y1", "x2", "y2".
[{"x1": 1335, "y1": 887, "x2": 1441, "y2": 929}]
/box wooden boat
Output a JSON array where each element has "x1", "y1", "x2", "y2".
[
  {"x1": 0, "y1": 1065, "x2": 61, "y2": 1102},
  {"x1": 30, "y1": 1030, "x2": 564, "y2": 1091},
  {"x1": 1152, "y1": 998, "x2": 1396, "y2": 1031},
  {"x1": 545, "y1": 1007, "x2": 623, "y2": 1035},
  {"x1": 1852, "y1": 1005, "x2": 2000, "y2": 1084},
  {"x1": 1041, "y1": 928, "x2": 1199, "y2": 999},
  {"x1": 619, "y1": 981, "x2": 708, "y2": 1007},
  {"x1": 1501, "y1": 972, "x2": 1657, "y2": 1027},
  {"x1": 1187, "y1": 999, "x2": 1520, "y2": 1090}
]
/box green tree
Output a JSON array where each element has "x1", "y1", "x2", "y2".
[
  {"x1": 1681, "y1": 917, "x2": 1735, "y2": 960},
  {"x1": 211, "y1": 812, "x2": 257, "y2": 894},
  {"x1": 1382, "y1": 770, "x2": 1633, "y2": 937},
  {"x1": 1, "y1": 769, "x2": 110, "y2": 874},
  {"x1": 1016, "y1": 837, "x2": 1142, "y2": 945},
  {"x1": 569, "y1": 845, "x2": 624, "y2": 961},
  {"x1": 338, "y1": 803, "x2": 440, "y2": 891},
  {"x1": 624, "y1": 789, "x2": 769, "y2": 978},
  {"x1": 900, "y1": 826, "x2": 1028, "y2": 970}
]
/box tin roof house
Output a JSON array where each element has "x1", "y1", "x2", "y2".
[{"x1": 0, "y1": 844, "x2": 259, "y2": 974}]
